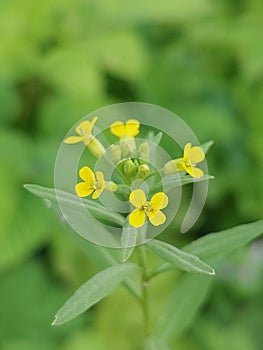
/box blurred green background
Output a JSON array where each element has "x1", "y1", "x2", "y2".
[{"x1": 1, "y1": 0, "x2": 263, "y2": 349}]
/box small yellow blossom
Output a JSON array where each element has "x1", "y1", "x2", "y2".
[
  {"x1": 129, "y1": 189, "x2": 169, "y2": 228},
  {"x1": 75, "y1": 166, "x2": 117, "y2": 199},
  {"x1": 164, "y1": 143, "x2": 205, "y2": 178},
  {"x1": 64, "y1": 117, "x2": 98, "y2": 144},
  {"x1": 110, "y1": 119, "x2": 140, "y2": 140},
  {"x1": 180, "y1": 143, "x2": 205, "y2": 178},
  {"x1": 64, "y1": 117, "x2": 105, "y2": 158}
]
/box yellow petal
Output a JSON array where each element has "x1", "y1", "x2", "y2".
[
  {"x1": 76, "y1": 120, "x2": 93, "y2": 136},
  {"x1": 92, "y1": 187, "x2": 104, "y2": 199},
  {"x1": 110, "y1": 121, "x2": 125, "y2": 138},
  {"x1": 129, "y1": 189, "x2": 147, "y2": 208},
  {"x1": 79, "y1": 166, "x2": 95, "y2": 185},
  {"x1": 185, "y1": 165, "x2": 204, "y2": 178},
  {"x1": 64, "y1": 136, "x2": 83, "y2": 144},
  {"x1": 125, "y1": 119, "x2": 140, "y2": 138},
  {"x1": 183, "y1": 143, "x2": 192, "y2": 163},
  {"x1": 187, "y1": 146, "x2": 205, "y2": 163},
  {"x1": 96, "y1": 171, "x2": 105, "y2": 186},
  {"x1": 150, "y1": 192, "x2": 169, "y2": 210},
  {"x1": 75, "y1": 182, "x2": 94, "y2": 197},
  {"x1": 148, "y1": 210, "x2": 166, "y2": 226},
  {"x1": 90, "y1": 116, "x2": 98, "y2": 128},
  {"x1": 129, "y1": 209, "x2": 146, "y2": 228}
]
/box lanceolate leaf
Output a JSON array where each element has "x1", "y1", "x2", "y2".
[
  {"x1": 156, "y1": 274, "x2": 213, "y2": 343},
  {"x1": 147, "y1": 240, "x2": 215, "y2": 276},
  {"x1": 184, "y1": 220, "x2": 263, "y2": 260},
  {"x1": 121, "y1": 224, "x2": 138, "y2": 262},
  {"x1": 53, "y1": 263, "x2": 139, "y2": 325},
  {"x1": 155, "y1": 220, "x2": 263, "y2": 343},
  {"x1": 72, "y1": 234, "x2": 142, "y2": 299},
  {"x1": 152, "y1": 220, "x2": 263, "y2": 278},
  {"x1": 151, "y1": 174, "x2": 214, "y2": 193},
  {"x1": 24, "y1": 184, "x2": 126, "y2": 227},
  {"x1": 25, "y1": 185, "x2": 141, "y2": 298},
  {"x1": 201, "y1": 140, "x2": 214, "y2": 154}
]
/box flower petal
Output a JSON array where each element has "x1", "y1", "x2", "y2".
[
  {"x1": 185, "y1": 165, "x2": 204, "y2": 178},
  {"x1": 183, "y1": 143, "x2": 192, "y2": 163},
  {"x1": 150, "y1": 192, "x2": 169, "y2": 210},
  {"x1": 96, "y1": 171, "x2": 105, "y2": 186},
  {"x1": 148, "y1": 210, "x2": 166, "y2": 226},
  {"x1": 92, "y1": 188, "x2": 104, "y2": 199},
  {"x1": 129, "y1": 209, "x2": 146, "y2": 228},
  {"x1": 90, "y1": 116, "x2": 98, "y2": 129},
  {"x1": 76, "y1": 121, "x2": 93, "y2": 136},
  {"x1": 125, "y1": 119, "x2": 140, "y2": 138},
  {"x1": 187, "y1": 146, "x2": 205, "y2": 164},
  {"x1": 129, "y1": 189, "x2": 147, "y2": 208},
  {"x1": 75, "y1": 182, "x2": 94, "y2": 197},
  {"x1": 64, "y1": 136, "x2": 83, "y2": 144},
  {"x1": 110, "y1": 121, "x2": 125, "y2": 138},
  {"x1": 79, "y1": 166, "x2": 95, "y2": 185}
]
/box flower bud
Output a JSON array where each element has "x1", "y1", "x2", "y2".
[
  {"x1": 106, "y1": 181, "x2": 118, "y2": 192},
  {"x1": 85, "y1": 137, "x2": 106, "y2": 159},
  {"x1": 124, "y1": 159, "x2": 137, "y2": 178},
  {"x1": 120, "y1": 142, "x2": 130, "y2": 158},
  {"x1": 137, "y1": 164, "x2": 150, "y2": 179},
  {"x1": 139, "y1": 142, "x2": 150, "y2": 163},
  {"x1": 109, "y1": 144, "x2": 122, "y2": 164},
  {"x1": 163, "y1": 159, "x2": 183, "y2": 175}
]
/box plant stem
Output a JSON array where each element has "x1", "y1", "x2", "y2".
[{"x1": 138, "y1": 245, "x2": 151, "y2": 337}]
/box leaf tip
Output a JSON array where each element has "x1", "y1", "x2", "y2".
[
  {"x1": 209, "y1": 269, "x2": 216, "y2": 276},
  {"x1": 51, "y1": 316, "x2": 58, "y2": 326},
  {"x1": 121, "y1": 256, "x2": 128, "y2": 263}
]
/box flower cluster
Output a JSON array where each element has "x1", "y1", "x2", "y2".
[{"x1": 64, "y1": 118, "x2": 205, "y2": 228}]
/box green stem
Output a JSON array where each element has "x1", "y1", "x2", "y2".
[{"x1": 138, "y1": 245, "x2": 151, "y2": 337}]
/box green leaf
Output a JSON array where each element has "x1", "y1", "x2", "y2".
[
  {"x1": 24, "y1": 184, "x2": 126, "y2": 227},
  {"x1": 71, "y1": 235, "x2": 142, "y2": 299},
  {"x1": 121, "y1": 224, "x2": 138, "y2": 262},
  {"x1": 184, "y1": 220, "x2": 263, "y2": 260},
  {"x1": 156, "y1": 274, "x2": 213, "y2": 343},
  {"x1": 153, "y1": 174, "x2": 214, "y2": 192},
  {"x1": 147, "y1": 240, "x2": 215, "y2": 275},
  {"x1": 201, "y1": 140, "x2": 214, "y2": 154},
  {"x1": 155, "y1": 220, "x2": 263, "y2": 343},
  {"x1": 148, "y1": 131, "x2": 163, "y2": 147},
  {"x1": 53, "y1": 263, "x2": 139, "y2": 325},
  {"x1": 152, "y1": 220, "x2": 263, "y2": 277}
]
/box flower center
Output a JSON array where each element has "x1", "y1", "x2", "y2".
[
  {"x1": 184, "y1": 158, "x2": 193, "y2": 167},
  {"x1": 142, "y1": 202, "x2": 154, "y2": 214},
  {"x1": 94, "y1": 182, "x2": 102, "y2": 190}
]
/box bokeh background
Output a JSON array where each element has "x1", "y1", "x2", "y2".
[{"x1": 1, "y1": 1, "x2": 263, "y2": 349}]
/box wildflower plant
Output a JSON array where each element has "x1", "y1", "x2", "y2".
[{"x1": 24, "y1": 103, "x2": 263, "y2": 349}]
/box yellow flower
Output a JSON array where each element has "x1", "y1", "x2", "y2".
[
  {"x1": 110, "y1": 119, "x2": 140, "y2": 140},
  {"x1": 64, "y1": 117, "x2": 105, "y2": 158},
  {"x1": 179, "y1": 143, "x2": 205, "y2": 178},
  {"x1": 75, "y1": 166, "x2": 117, "y2": 199},
  {"x1": 129, "y1": 189, "x2": 169, "y2": 228},
  {"x1": 164, "y1": 143, "x2": 205, "y2": 178},
  {"x1": 64, "y1": 117, "x2": 98, "y2": 144}
]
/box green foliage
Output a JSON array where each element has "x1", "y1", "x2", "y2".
[
  {"x1": 156, "y1": 220, "x2": 263, "y2": 344},
  {"x1": 24, "y1": 184, "x2": 126, "y2": 227},
  {"x1": 147, "y1": 240, "x2": 215, "y2": 275},
  {"x1": 1, "y1": 0, "x2": 263, "y2": 349},
  {"x1": 53, "y1": 263, "x2": 139, "y2": 325}
]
